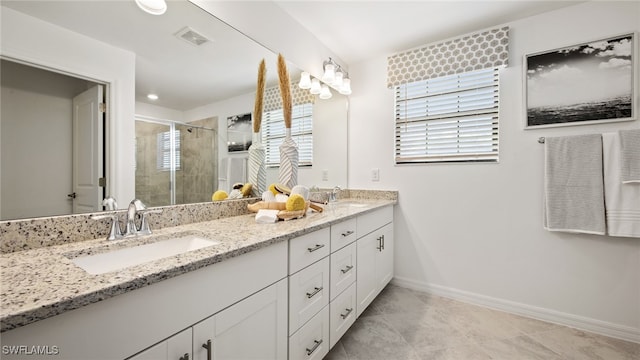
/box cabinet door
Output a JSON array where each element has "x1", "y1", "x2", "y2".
[
  {"x1": 193, "y1": 279, "x2": 288, "y2": 360},
  {"x1": 128, "y1": 328, "x2": 192, "y2": 360},
  {"x1": 356, "y1": 230, "x2": 379, "y2": 317},
  {"x1": 376, "y1": 223, "x2": 394, "y2": 291}
]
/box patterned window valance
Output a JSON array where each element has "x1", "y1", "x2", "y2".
[
  {"x1": 263, "y1": 81, "x2": 316, "y2": 113},
  {"x1": 387, "y1": 26, "x2": 509, "y2": 88}
]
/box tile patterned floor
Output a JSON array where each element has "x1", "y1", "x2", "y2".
[{"x1": 324, "y1": 284, "x2": 640, "y2": 360}]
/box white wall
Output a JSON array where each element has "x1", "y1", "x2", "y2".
[
  {"x1": 348, "y1": 1, "x2": 640, "y2": 342},
  {"x1": 1, "y1": 6, "x2": 136, "y2": 208}
]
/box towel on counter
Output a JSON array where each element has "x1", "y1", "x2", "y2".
[
  {"x1": 603, "y1": 132, "x2": 640, "y2": 237},
  {"x1": 543, "y1": 134, "x2": 606, "y2": 235},
  {"x1": 619, "y1": 129, "x2": 640, "y2": 183}
]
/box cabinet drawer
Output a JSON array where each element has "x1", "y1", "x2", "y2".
[
  {"x1": 289, "y1": 227, "x2": 331, "y2": 274},
  {"x1": 288, "y1": 305, "x2": 330, "y2": 360},
  {"x1": 329, "y1": 282, "x2": 357, "y2": 349},
  {"x1": 357, "y1": 206, "x2": 393, "y2": 238},
  {"x1": 329, "y1": 242, "x2": 356, "y2": 301},
  {"x1": 289, "y1": 257, "x2": 330, "y2": 334},
  {"x1": 330, "y1": 218, "x2": 357, "y2": 252}
]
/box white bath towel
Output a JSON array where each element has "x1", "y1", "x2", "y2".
[
  {"x1": 619, "y1": 129, "x2": 640, "y2": 183},
  {"x1": 603, "y1": 132, "x2": 640, "y2": 238},
  {"x1": 543, "y1": 134, "x2": 606, "y2": 235}
]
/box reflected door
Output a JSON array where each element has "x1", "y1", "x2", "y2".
[{"x1": 72, "y1": 84, "x2": 104, "y2": 214}]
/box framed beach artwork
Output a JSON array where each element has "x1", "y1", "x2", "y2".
[
  {"x1": 227, "y1": 112, "x2": 252, "y2": 152},
  {"x1": 524, "y1": 33, "x2": 636, "y2": 129}
]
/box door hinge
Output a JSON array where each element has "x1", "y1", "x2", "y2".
[
  {"x1": 99, "y1": 103, "x2": 106, "y2": 113},
  {"x1": 98, "y1": 177, "x2": 106, "y2": 187}
]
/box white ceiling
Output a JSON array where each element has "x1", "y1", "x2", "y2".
[
  {"x1": 3, "y1": 0, "x2": 584, "y2": 111},
  {"x1": 275, "y1": 0, "x2": 585, "y2": 66}
]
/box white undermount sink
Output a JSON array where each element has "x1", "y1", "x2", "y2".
[{"x1": 70, "y1": 235, "x2": 220, "y2": 275}]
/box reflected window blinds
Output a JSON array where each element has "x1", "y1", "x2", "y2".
[{"x1": 262, "y1": 103, "x2": 313, "y2": 167}]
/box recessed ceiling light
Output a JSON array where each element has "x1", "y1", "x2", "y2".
[
  {"x1": 147, "y1": 94, "x2": 159, "y2": 100},
  {"x1": 135, "y1": 0, "x2": 167, "y2": 16}
]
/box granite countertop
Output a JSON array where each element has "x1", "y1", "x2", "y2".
[{"x1": 0, "y1": 198, "x2": 395, "y2": 332}]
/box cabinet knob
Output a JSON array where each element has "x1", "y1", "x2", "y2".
[
  {"x1": 340, "y1": 307, "x2": 354, "y2": 319},
  {"x1": 340, "y1": 265, "x2": 354, "y2": 274},
  {"x1": 341, "y1": 230, "x2": 354, "y2": 237},
  {"x1": 306, "y1": 286, "x2": 323, "y2": 299},
  {"x1": 307, "y1": 244, "x2": 325, "y2": 253},
  {"x1": 305, "y1": 339, "x2": 323, "y2": 356}
]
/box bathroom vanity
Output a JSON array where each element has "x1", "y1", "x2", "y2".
[{"x1": 0, "y1": 195, "x2": 396, "y2": 360}]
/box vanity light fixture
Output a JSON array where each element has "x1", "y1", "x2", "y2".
[
  {"x1": 339, "y1": 78, "x2": 352, "y2": 95},
  {"x1": 298, "y1": 72, "x2": 312, "y2": 89},
  {"x1": 319, "y1": 84, "x2": 332, "y2": 100},
  {"x1": 135, "y1": 0, "x2": 167, "y2": 15},
  {"x1": 322, "y1": 62, "x2": 336, "y2": 84}
]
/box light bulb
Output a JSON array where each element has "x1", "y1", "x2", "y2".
[
  {"x1": 310, "y1": 78, "x2": 321, "y2": 95},
  {"x1": 339, "y1": 78, "x2": 352, "y2": 95},
  {"x1": 322, "y1": 63, "x2": 335, "y2": 84},
  {"x1": 298, "y1": 72, "x2": 311, "y2": 89},
  {"x1": 319, "y1": 84, "x2": 332, "y2": 100},
  {"x1": 333, "y1": 70, "x2": 344, "y2": 88}
]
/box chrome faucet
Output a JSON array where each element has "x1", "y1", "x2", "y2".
[
  {"x1": 329, "y1": 186, "x2": 341, "y2": 202},
  {"x1": 125, "y1": 199, "x2": 146, "y2": 237}
]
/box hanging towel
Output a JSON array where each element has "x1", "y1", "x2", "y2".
[
  {"x1": 619, "y1": 129, "x2": 640, "y2": 183},
  {"x1": 543, "y1": 135, "x2": 606, "y2": 235},
  {"x1": 603, "y1": 132, "x2": 640, "y2": 238}
]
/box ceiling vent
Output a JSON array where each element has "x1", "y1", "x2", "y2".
[{"x1": 175, "y1": 26, "x2": 210, "y2": 46}]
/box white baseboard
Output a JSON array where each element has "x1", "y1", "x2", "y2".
[{"x1": 391, "y1": 276, "x2": 640, "y2": 344}]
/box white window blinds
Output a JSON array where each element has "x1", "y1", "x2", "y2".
[
  {"x1": 262, "y1": 103, "x2": 313, "y2": 167},
  {"x1": 395, "y1": 67, "x2": 499, "y2": 164},
  {"x1": 157, "y1": 130, "x2": 181, "y2": 170}
]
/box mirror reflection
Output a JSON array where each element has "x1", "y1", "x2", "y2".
[{"x1": 0, "y1": 0, "x2": 348, "y2": 221}]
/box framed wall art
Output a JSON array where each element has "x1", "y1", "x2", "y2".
[
  {"x1": 227, "y1": 112, "x2": 252, "y2": 152},
  {"x1": 524, "y1": 33, "x2": 636, "y2": 129}
]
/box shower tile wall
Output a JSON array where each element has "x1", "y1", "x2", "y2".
[
  {"x1": 135, "y1": 117, "x2": 217, "y2": 207},
  {"x1": 177, "y1": 117, "x2": 218, "y2": 204}
]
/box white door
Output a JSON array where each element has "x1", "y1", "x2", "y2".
[
  {"x1": 72, "y1": 85, "x2": 104, "y2": 213},
  {"x1": 376, "y1": 223, "x2": 394, "y2": 291}
]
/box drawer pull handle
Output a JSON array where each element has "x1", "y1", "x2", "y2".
[
  {"x1": 381, "y1": 234, "x2": 385, "y2": 250},
  {"x1": 376, "y1": 236, "x2": 383, "y2": 251},
  {"x1": 307, "y1": 244, "x2": 325, "y2": 253},
  {"x1": 340, "y1": 307, "x2": 353, "y2": 319},
  {"x1": 341, "y1": 230, "x2": 354, "y2": 237},
  {"x1": 202, "y1": 339, "x2": 212, "y2": 360},
  {"x1": 306, "y1": 339, "x2": 323, "y2": 356},
  {"x1": 306, "y1": 286, "x2": 323, "y2": 299},
  {"x1": 340, "y1": 265, "x2": 354, "y2": 274}
]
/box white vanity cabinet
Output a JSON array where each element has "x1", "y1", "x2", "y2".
[{"x1": 356, "y1": 207, "x2": 394, "y2": 317}]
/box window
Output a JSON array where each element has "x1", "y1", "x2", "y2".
[
  {"x1": 157, "y1": 130, "x2": 180, "y2": 170},
  {"x1": 395, "y1": 67, "x2": 500, "y2": 164},
  {"x1": 262, "y1": 103, "x2": 313, "y2": 167}
]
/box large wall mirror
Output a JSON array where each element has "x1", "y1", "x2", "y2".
[{"x1": 0, "y1": 0, "x2": 348, "y2": 221}]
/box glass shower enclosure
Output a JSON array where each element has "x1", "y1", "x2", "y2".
[{"x1": 135, "y1": 117, "x2": 217, "y2": 207}]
